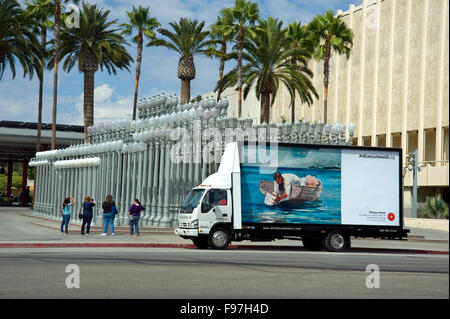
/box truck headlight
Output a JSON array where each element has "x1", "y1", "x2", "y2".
[{"x1": 190, "y1": 220, "x2": 198, "y2": 228}]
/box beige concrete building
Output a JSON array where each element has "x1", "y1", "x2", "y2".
[{"x1": 208, "y1": 0, "x2": 449, "y2": 216}]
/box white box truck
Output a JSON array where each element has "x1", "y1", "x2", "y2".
[{"x1": 175, "y1": 142, "x2": 409, "y2": 252}]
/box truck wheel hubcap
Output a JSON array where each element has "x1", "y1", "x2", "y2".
[
  {"x1": 212, "y1": 230, "x2": 227, "y2": 247},
  {"x1": 330, "y1": 233, "x2": 345, "y2": 250}
]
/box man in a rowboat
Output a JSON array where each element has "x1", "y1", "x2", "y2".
[
  {"x1": 272, "y1": 171, "x2": 320, "y2": 204},
  {"x1": 272, "y1": 172, "x2": 304, "y2": 203}
]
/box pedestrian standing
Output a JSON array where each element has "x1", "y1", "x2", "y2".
[
  {"x1": 129, "y1": 199, "x2": 145, "y2": 237},
  {"x1": 61, "y1": 196, "x2": 75, "y2": 235},
  {"x1": 101, "y1": 194, "x2": 115, "y2": 236},
  {"x1": 111, "y1": 200, "x2": 119, "y2": 229},
  {"x1": 81, "y1": 196, "x2": 96, "y2": 235}
]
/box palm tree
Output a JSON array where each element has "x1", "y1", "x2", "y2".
[
  {"x1": 216, "y1": 17, "x2": 318, "y2": 124},
  {"x1": 148, "y1": 18, "x2": 211, "y2": 104},
  {"x1": 286, "y1": 21, "x2": 312, "y2": 123},
  {"x1": 25, "y1": 0, "x2": 54, "y2": 153},
  {"x1": 50, "y1": 0, "x2": 79, "y2": 150},
  {"x1": 0, "y1": 0, "x2": 42, "y2": 81},
  {"x1": 120, "y1": 6, "x2": 160, "y2": 121},
  {"x1": 307, "y1": 9, "x2": 353, "y2": 124},
  {"x1": 218, "y1": 0, "x2": 259, "y2": 117},
  {"x1": 50, "y1": 0, "x2": 61, "y2": 150},
  {"x1": 48, "y1": 2, "x2": 133, "y2": 142},
  {"x1": 209, "y1": 14, "x2": 234, "y2": 101}
]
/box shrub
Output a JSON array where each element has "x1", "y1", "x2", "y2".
[{"x1": 418, "y1": 195, "x2": 449, "y2": 219}]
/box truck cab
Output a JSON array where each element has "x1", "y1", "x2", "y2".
[
  {"x1": 175, "y1": 142, "x2": 241, "y2": 249},
  {"x1": 176, "y1": 186, "x2": 233, "y2": 249}
]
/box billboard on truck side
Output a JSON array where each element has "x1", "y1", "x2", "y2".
[{"x1": 240, "y1": 143, "x2": 401, "y2": 227}]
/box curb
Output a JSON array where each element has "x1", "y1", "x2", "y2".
[
  {"x1": 24, "y1": 213, "x2": 174, "y2": 233},
  {"x1": 0, "y1": 242, "x2": 447, "y2": 255},
  {"x1": 404, "y1": 217, "x2": 449, "y2": 232},
  {"x1": 0, "y1": 243, "x2": 194, "y2": 249},
  {"x1": 29, "y1": 222, "x2": 174, "y2": 235}
]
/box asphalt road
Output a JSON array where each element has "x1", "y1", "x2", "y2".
[{"x1": 0, "y1": 247, "x2": 448, "y2": 299}]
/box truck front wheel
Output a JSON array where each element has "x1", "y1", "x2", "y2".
[
  {"x1": 192, "y1": 237, "x2": 209, "y2": 249},
  {"x1": 208, "y1": 228, "x2": 231, "y2": 250},
  {"x1": 323, "y1": 231, "x2": 350, "y2": 252}
]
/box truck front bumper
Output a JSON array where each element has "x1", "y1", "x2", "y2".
[{"x1": 174, "y1": 228, "x2": 198, "y2": 237}]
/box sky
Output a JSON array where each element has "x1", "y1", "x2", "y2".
[{"x1": 0, "y1": 0, "x2": 362, "y2": 126}]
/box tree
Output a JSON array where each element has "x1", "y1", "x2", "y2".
[
  {"x1": 50, "y1": 0, "x2": 61, "y2": 150},
  {"x1": 307, "y1": 9, "x2": 353, "y2": 124},
  {"x1": 209, "y1": 14, "x2": 234, "y2": 101},
  {"x1": 218, "y1": 0, "x2": 259, "y2": 117},
  {"x1": 148, "y1": 18, "x2": 212, "y2": 104},
  {"x1": 0, "y1": 0, "x2": 42, "y2": 81},
  {"x1": 25, "y1": 0, "x2": 54, "y2": 153},
  {"x1": 50, "y1": 0, "x2": 80, "y2": 150},
  {"x1": 49, "y1": 2, "x2": 133, "y2": 142},
  {"x1": 120, "y1": 5, "x2": 160, "y2": 121},
  {"x1": 216, "y1": 17, "x2": 318, "y2": 124},
  {"x1": 286, "y1": 20, "x2": 313, "y2": 123}
]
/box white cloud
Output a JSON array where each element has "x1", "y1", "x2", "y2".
[
  {"x1": 94, "y1": 95, "x2": 133, "y2": 123},
  {"x1": 94, "y1": 83, "x2": 114, "y2": 103},
  {"x1": 0, "y1": 78, "x2": 50, "y2": 123},
  {"x1": 73, "y1": 83, "x2": 133, "y2": 125}
]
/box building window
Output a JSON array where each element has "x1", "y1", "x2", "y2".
[{"x1": 424, "y1": 129, "x2": 436, "y2": 165}]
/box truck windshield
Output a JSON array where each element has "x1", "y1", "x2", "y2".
[{"x1": 180, "y1": 189, "x2": 205, "y2": 213}]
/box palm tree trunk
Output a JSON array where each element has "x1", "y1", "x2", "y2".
[
  {"x1": 132, "y1": 31, "x2": 143, "y2": 121},
  {"x1": 323, "y1": 44, "x2": 331, "y2": 124},
  {"x1": 83, "y1": 70, "x2": 95, "y2": 142},
  {"x1": 178, "y1": 55, "x2": 195, "y2": 104},
  {"x1": 51, "y1": 0, "x2": 61, "y2": 150},
  {"x1": 181, "y1": 79, "x2": 191, "y2": 105},
  {"x1": 290, "y1": 56, "x2": 297, "y2": 124},
  {"x1": 291, "y1": 92, "x2": 296, "y2": 124},
  {"x1": 237, "y1": 25, "x2": 244, "y2": 118},
  {"x1": 217, "y1": 41, "x2": 227, "y2": 101},
  {"x1": 260, "y1": 93, "x2": 270, "y2": 124},
  {"x1": 323, "y1": 85, "x2": 328, "y2": 124},
  {"x1": 36, "y1": 27, "x2": 46, "y2": 152},
  {"x1": 37, "y1": 70, "x2": 44, "y2": 151}
]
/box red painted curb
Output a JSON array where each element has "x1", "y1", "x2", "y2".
[{"x1": 0, "y1": 243, "x2": 195, "y2": 249}]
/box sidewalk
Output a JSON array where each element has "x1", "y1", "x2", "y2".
[{"x1": 0, "y1": 207, "x2": 448, "y2": 254}]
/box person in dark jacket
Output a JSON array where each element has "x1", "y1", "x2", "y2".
[
  {"x1": 128, "y1": 199, "x2": 145, "y2": 237},
  {"x1": 101, "y1": 194, "x2": 116, "y2": 236},
  {"x1": 81, "y1": 196, "x2": 96, "y2": 235}
]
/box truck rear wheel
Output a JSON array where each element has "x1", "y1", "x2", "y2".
[
  {"x1": 323, "y1": 231, "x2": 349, "y2": 252},
  {"x1": 208, "y1": 228, "x2": 231, "y2": 250},
  {"x1": 192, "y1": 237, "x2": 209, "y2": 249}
]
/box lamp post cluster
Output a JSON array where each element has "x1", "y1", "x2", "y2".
[
  {"x1": 30, "y1": 148, "x2": 103, "y2": 225},
  {"x1": 30, "y1": 91, "x2": 356, "y2": 228}
]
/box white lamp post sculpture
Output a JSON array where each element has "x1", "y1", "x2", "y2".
[{"x1": 31, "y1": 91, "x2": 356, "y2": 227}]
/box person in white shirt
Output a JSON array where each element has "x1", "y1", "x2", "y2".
[{"x1": 273, "y1": 172, "x2": 304, "y2": 203}]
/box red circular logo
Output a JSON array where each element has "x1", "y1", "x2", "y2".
[{"x1": 387, "y1": 213, "x2": 395, "y2": 221}]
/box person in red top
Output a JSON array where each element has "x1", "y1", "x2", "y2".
[{"x1": 216, "y1": 191, "x2": 227, "y2": 206}]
